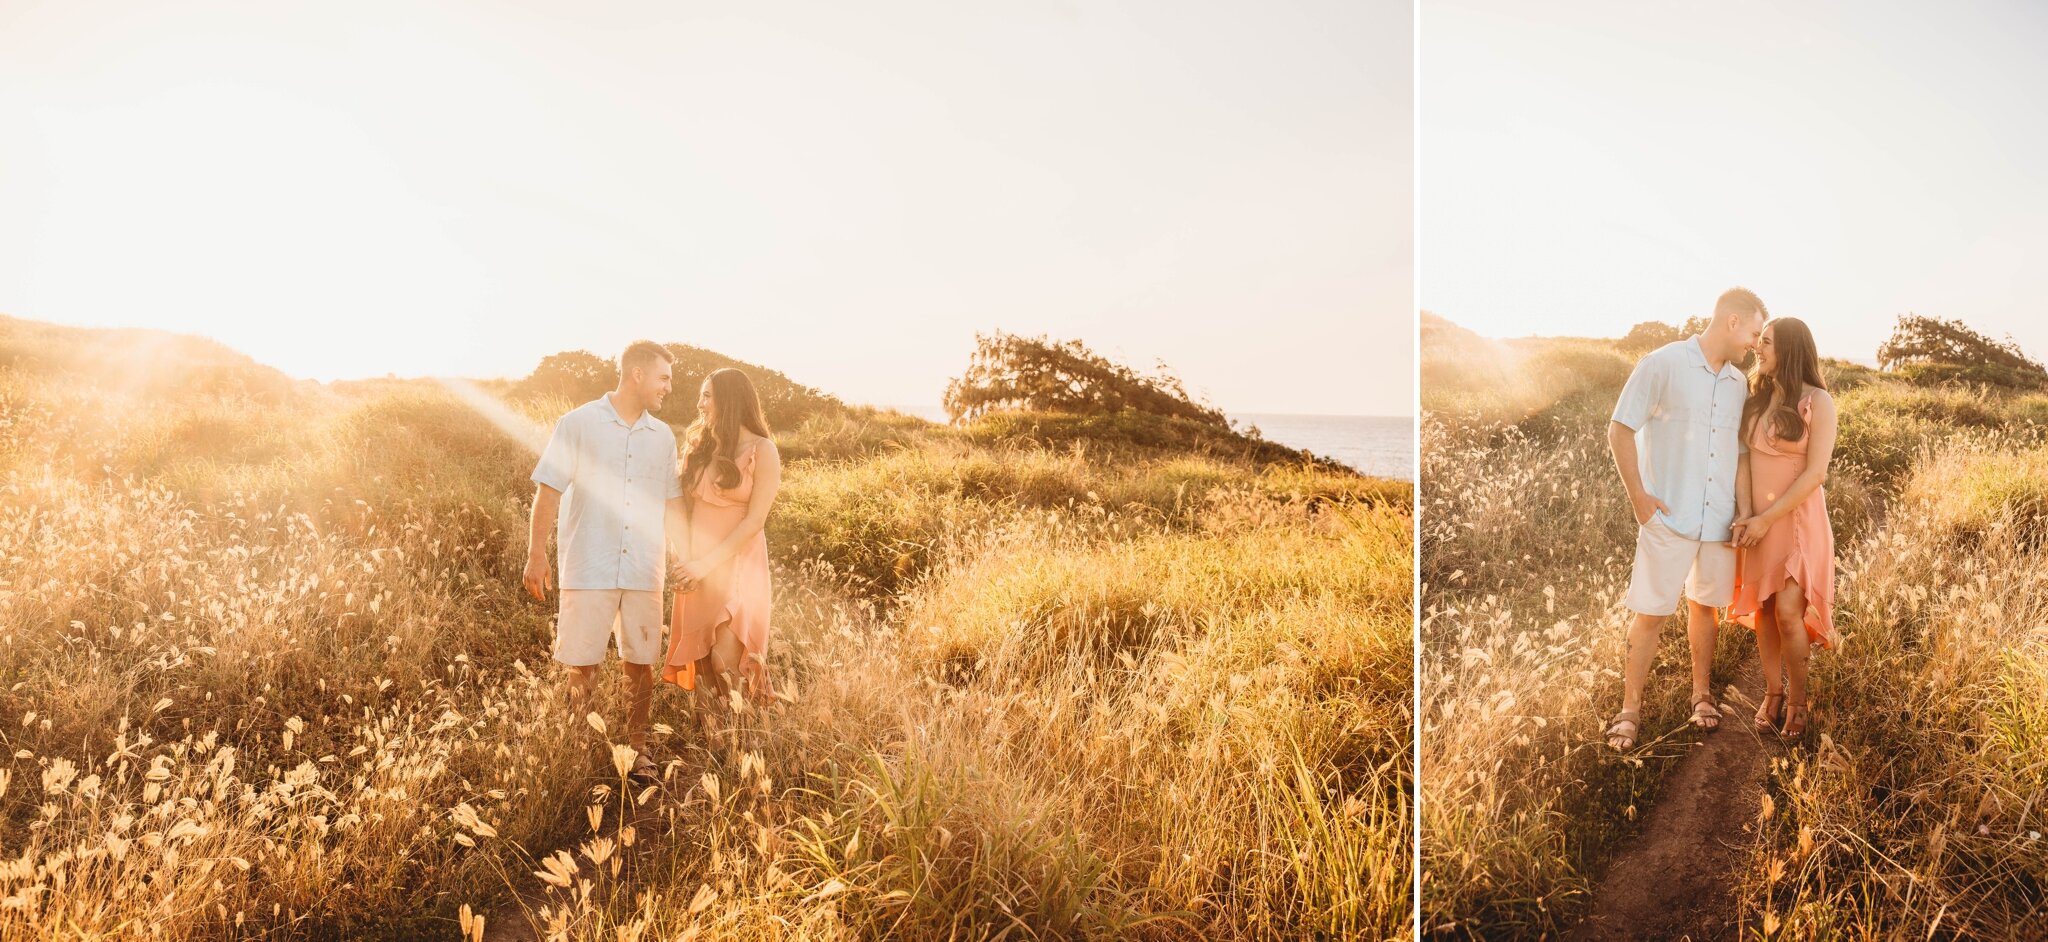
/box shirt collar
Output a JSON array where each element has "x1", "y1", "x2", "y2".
[
  {"x1": 1686, "y1": 336, "x2": 1747, "y2": 382},
  {"x1": 597, "y1": 393, "x2": 657, "y2": 430}
]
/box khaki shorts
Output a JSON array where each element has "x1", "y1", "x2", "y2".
[
  {"x1": 1624, "y1": 517, "x2": 1735, "y2": 616},
  {"x1": 554, "y1": 589, "x2": 664, "y2": 666}
]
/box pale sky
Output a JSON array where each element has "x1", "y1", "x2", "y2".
[
  {"x1": 1423, "y1": 0, "x2": 2048, "y2": 364},
  {"x1": 0, "y1": 0, "x2": 1411, "y2": 416}
]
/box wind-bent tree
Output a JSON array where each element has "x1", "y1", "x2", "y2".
[
  {"x1": 942, "y1": 332, "x2": 1230, "y2": 428},
  {"x1": 1877, "y1": 314, "x2": 2047, "y2": 390}
]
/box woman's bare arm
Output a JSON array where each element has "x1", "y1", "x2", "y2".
[
  {"x1": 685, "y1": 441, "x2": 783, "y2": 576},
  {"x1": 1752, "y1": 390, "x2": 1837, "y2": 524}
]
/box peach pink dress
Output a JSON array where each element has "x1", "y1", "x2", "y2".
[
  {"x1": 1731, "y1": 392, "x2": 1837, "y2": 649},
  {"x1": 663, "y1": 439, "x2": 774, "y2": 700}
]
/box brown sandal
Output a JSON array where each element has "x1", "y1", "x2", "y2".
[
  {"x1": 1606, "y1": 710, "x2": 1641, "y2": 751},
  {"x1": 1691, "y1": 692, "x2": 1723, "y2": 731},
  {"x1": 1754, "y1": 692, "x2": 1785, "y2": 731}
]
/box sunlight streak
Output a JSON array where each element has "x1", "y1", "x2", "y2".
[{"x1": 433, "y1": 377, "x2": 549, "y2": 457}]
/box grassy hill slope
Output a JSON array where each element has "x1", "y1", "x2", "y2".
[
  {"x1": 0, "y1": 317, "x2": 1410, "y2": 941},
  {"x1": 1421, "y1": 316, "x2": 2048, "y2": 939}
]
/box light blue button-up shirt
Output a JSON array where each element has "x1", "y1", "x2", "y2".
[
  {"x1": 532, "y1": 395, "x2": 684, "y2": 592},
  {"x1": 1611, "y1": 337, "x2": 1750, "y2": 543}
]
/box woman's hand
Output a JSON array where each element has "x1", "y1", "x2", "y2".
[
  {"x1": 1737, "y1": 514, "x2": 1775, "y2": 547},
  {"x1": 679, "y1": 558, "x2": 713, "y2": 586},
  {"x1": 671, "y1": 561, "x2": 699, "y2": 593}
]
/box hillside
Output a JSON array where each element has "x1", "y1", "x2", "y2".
[
  {"x1": 1420, "y1": 315, "x2": 2048, "y2": 939},
  {"x1": 0, "y1": 313, "x2": 304, "y2": 404},
  {"x1": 0, "y1": 317, "x2": 1410, "y2": 941},
  {"x1": 507, "y1": 336, "x2": 1346, "y2": 471}
]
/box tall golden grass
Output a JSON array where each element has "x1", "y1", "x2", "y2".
[
  {"x1": 0, "y1": 323, "x2": 1410, "y2": 941},
  {"x1": 1738, "y1": 436, "x2": 2048, "y2": 940},
  {"x1": 1421, "y1": 322, "x2": 2048, "y2": 939}
]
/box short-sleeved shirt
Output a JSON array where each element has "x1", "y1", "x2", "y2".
[
  {"x1": 1611, "y1": 337, "x2": 1750, "y2": 543},
  {"x1": 532, "y1": 395, "x2": 684, "y2": 592}
]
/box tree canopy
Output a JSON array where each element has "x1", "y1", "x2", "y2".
[
  {"x1": 513, "y1": 343, "x2": 845, "y2": 429},
  {"x1": 941, "y1": 332, "x2": 1230, "y2": 429},
  {"x1": 1616, "y1": 317, "x2": 1711, "y2": 356},
  {"x1": 1877, "y1": 314, "x2": 2046, "y2": 390}
]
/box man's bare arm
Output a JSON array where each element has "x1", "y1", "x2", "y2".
[
  {"x1": 524, "y1": 484, "x2": 561, "y2": 601},
  {"x1": 1608, "y1": 421, "x2": 1669, "y2": 526}
]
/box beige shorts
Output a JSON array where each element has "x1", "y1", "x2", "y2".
[
  {"x1": 1624, "y1": 517, "x2": 1736, "y2": 616},
  {"x1": 555, "y1": 589, "x2": 664, "y2": 666}
]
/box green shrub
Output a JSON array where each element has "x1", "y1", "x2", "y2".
[
  {"x1": 510, "y1": 343, "x2": 846, "y2": 431},
  {"x1": 1896, "y1": 361, "x2": 2048, "y2": 391},
  {"x1": 1901, "y1": 446, "x2": 2048, "y2": 548},
  {"x1": 1830, "y1": 383, "x2": 2019, "y2": 490},
  {"x1": 959, "y1": 409, "x2": 1331, "y2": 468}
]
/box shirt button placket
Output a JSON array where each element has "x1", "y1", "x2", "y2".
[{"x1": 620, "y1": 428, "x2": 632, "y2": 585}]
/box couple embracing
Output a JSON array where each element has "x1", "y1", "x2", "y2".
[
  {"x1": 520, "y1": 341, "x2": 781, "y2": 779},
  {"x1": 1605, "y1": 288, "x2": 1840, "y2": 751}
]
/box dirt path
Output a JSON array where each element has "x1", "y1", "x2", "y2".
[{"x1": 1568, "y1": 656, "x2": 1772, "y2": 942}]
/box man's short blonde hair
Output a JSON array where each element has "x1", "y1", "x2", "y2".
[
  {"x1": 1715, "y1": 287, "x2": 1768, "y2": 324},
  {"x1": 619, "y1": 340, "x2": 673, "y2": 377}
]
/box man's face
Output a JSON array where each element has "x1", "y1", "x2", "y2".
[
  {"x1": 1732, "y1": 310, "x2": 1765, "y2": 358},
  {"x1": 633, "y1": 360, "x2": 673, "y2": 407}
]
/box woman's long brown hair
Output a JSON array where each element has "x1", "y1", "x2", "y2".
[
  {"x1": 681, "y1": 368, "x2": 773, "y2": 493},
  {"x1": 1743, "y1": 317, "x2": 1827, "y2": 443}
]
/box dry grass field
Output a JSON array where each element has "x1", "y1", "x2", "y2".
[
  {"x1": 0, "y1": 316, "x2": 1411, "y2": 941},
  {"x1": 1419, "y1": 313, "x2": 2048, "y2": 939}
]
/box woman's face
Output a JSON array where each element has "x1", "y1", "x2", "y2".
[
  {"x1": 697, "y1": 380, "x2": 716, "y2": 423},
  {"x1": 1757, "y1": 324, "x2": 1779, "y2": 378}
]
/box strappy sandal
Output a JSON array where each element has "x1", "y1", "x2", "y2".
[
  {"x1": 1754, "y1": 692, "x2": 1786, "y2": 732},
  {"x1": 1605, "y1": 710, "x2": 1641, "y2": 751},
  {"x1": 1691, "y1": 692, "x2": 1723, "y2": 731},
  {"x1": 1780, "y1": 702, "x2": 1809, "y2": 739},
  {"x1": 629, "y1": 752, "x2": 660, "y2": 783}
]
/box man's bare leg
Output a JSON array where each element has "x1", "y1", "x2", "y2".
[
  {"x1": 566, "y1": 663, "x2": 599, "y2": 717},
  {"x1": 1622, "y1": 611, "x2": 1665, "y2": 718},
  {"x1": 1686, "y1": 599, "x2": 1721, "y2": 728},
  {"x1": 1611, "y1": 610, "x2": 1666, "y2": 747},
  {"x1": 622, "y1": 662, "x2": 654, "y2": 753}
]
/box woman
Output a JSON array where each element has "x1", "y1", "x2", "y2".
[
  {"x1": 664, "y1": 368, "x2": 781, "y2": 706},
  {"x1": 1729, "y1": 317, "x2": 1838, "y2": 738}
]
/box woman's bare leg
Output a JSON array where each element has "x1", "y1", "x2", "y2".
[
  {"x1": 1754, "y1": 598, "x2": 1785, "y2": 727},
  {"x1": 1775, "y1": 579, "x2": 1811, "y2": 730},
  {"x1": 708, "y1": 623, "x2": 746, "y2": 697},
  {"x1": 1756, "y1": 598, "x2": 1785, "y2": 692}
]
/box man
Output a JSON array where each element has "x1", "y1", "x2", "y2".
[
  {"x1": 524, "y1": 340, "x2": 684, "y2": 779},
  {"x1": 1604, "y1": 288, "x2": 1766, "y2": 750}
]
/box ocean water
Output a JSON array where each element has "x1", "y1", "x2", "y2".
[
  {"x1": 1231, "y1": 413, "x2": 1413, "y2": 480},
  {"x1": 891, "y1": 406, "x2": 1413, "y2": 481}
]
